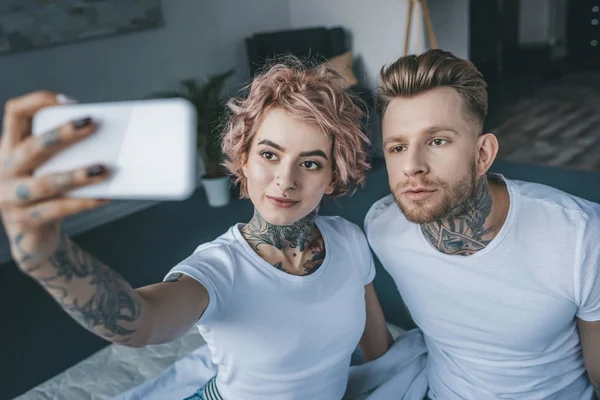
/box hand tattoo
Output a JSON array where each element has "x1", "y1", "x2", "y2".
[
  {"x1": 2, "y1": 154, "x2": 16, "y2": 169},
  {"x1": 421, "y1": 176, "x2": 499, "y2": 256},
  {"x1": 16, "y1": 184, "x2": 30, "y2": 202},
  {"x1": 14, "y1": 232, "x2": 35, "y2": 264}
]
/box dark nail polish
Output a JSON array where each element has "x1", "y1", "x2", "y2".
[
  {"x1": 86, "y1": 164, "x2": 106, "y2": 177},
  {"x1": 72, "y1": 117, "x2": 93, "y2": 130}
]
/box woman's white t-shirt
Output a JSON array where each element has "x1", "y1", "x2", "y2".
[{"x1": 165, "y1": 215, "x2": 375, "y2": 400}]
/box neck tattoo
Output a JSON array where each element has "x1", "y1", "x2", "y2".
[
  {"x1": 420, "y1": 177, "x2": 497, "y2": 256},
  {"x1": 242, "y1": 209, "x2": 317, "y2": 252}
]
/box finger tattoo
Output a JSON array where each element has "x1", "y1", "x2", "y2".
[
  {"x1": 16, "y1": 183, "x2": 30, "y2": 201},
  {"x1": 42, "y1": 128, "x2": 61, "y2": 147},
  {"x1": 50, "y1": 172, "x2": 74, "y2": 191}
]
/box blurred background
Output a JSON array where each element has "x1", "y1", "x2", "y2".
[{"x1": 1, "y1": 1, "x2": 599, "y2": 399}]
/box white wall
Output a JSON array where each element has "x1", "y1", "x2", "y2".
[
  {"x1": 289, "y1": 0, "x2": 469, "y2": 154},
  {"x1": 0, "y1": 0, "x2": 291, "y2": 109},
  {"x1": 289, "y1": 0, "x2": 469, "y2": 89},
  {"x1": 0, "y1": 0, "x2": 469, "y2": 155}
]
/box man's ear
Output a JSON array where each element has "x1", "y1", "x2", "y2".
[{"x1": 476, "y1": 133, "x2": 499, "y2": 177}]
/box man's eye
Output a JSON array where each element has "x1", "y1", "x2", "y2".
[{"x1": 431, "y1": 139, "x2": 447, "y2": 146}]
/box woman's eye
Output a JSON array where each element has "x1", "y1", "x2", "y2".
[
  {"x1": 302, "y1": 161, "x2": 320, "y2": 170},
  {"x1": 390, "y1": 145, "x2": 405, "y2": 153},
  {"x1": 261, "y1": 151, "x2": 277, "y2": 160}
]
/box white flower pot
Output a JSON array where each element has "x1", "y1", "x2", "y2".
[{"x1": 202, "y1": 176, "x2": 231, "y2": 207}]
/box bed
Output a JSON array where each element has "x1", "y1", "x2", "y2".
[{"x1": 14, "y1": 324, "x2": 409, "y2": 400}]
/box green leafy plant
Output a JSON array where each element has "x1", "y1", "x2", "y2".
[{"x1": 152, "y1": 69, "x2": 234, "y2": 178}]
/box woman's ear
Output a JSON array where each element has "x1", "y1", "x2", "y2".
[
  {"x1": 324, "y1": 181, "x2": 335, "y2": 195},
  {"x1": 476, "y1": 133, "x2": 499, "y2": 177}
]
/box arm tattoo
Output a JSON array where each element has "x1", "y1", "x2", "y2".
[
  {"x1": 29, "y1": 234, "x2": 142, "y2": 343},
  {"x1": 164, "y1": 272, "x2": 183, "y2": 282},
  {"x1": 421, "y1": 177, "x2": 497, "y2": 256}
]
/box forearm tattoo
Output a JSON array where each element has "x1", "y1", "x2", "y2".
[
  {"x1": 421, "y1": 177, "x2": 499, "y2": 256},
  {"x1": 28, "y1": 234, "x2": 142, "y2": 344}
]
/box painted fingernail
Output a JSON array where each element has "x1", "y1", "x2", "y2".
[
  {"x1": 86, "y1": 164, "x2": 107, "y2": 177},
  {"x1": 72, "y1": 117, "x2": 93, "y2": 130},
  {"x1": 56, "y1": 94, "x2": 78, "y2": 105}
]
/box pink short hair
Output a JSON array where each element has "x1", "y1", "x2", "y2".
[{"x1": 221, "y1": 57, "x2": 371, "y2": 198}]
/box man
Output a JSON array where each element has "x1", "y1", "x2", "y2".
[{"x1": 365, "y1": 49, "x2": 600, "y2": 399}]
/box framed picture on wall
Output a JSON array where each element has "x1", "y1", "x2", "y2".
[{"x1": 0, "y1": 0, "x2": 164, "y2": 56}]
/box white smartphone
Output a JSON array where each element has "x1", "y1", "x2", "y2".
[{"x1": 32, "y1": 98, "x2": 197, "y2": 201}]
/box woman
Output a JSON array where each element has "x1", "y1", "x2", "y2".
[{"x1": 0, "y1": 58, "x2": 392, "y2": 400}]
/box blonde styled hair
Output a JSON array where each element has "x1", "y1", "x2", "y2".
[
  {"x1": 378, "y1": 49, "x2": 488, "y2": 131},
  {"x1": 221, "y1": 56, "x2": 370, "y2": 198}
]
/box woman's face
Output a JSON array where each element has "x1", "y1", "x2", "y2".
[{"x1": 242, "y1": 108, "x2": 334, "y2": 226}]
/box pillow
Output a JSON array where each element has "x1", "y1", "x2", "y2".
[{"x1": 324, "y1": 51, "x2": 358, "y2": 88}]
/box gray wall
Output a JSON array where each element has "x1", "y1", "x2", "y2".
[{"x1": 0, "y1": 0, "x2": 291, "y2": 108}]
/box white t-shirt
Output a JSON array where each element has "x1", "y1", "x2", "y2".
[
  {"x1": 165, "y1": 215, "x2": 375, "y2": 400},
  {"x1": 364, "y1": 174, "x2": 600, "y2": 400}
]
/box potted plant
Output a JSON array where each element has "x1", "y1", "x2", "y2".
[{"x1": 152, "y1": 69, "x2": 234, "y2": 207}]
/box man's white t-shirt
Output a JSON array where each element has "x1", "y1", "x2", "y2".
[
  {"x1": 364, "y1": 174, "x2": 600, "y2": 399},
  {"x1": 164, "y1": 215, "x2": 375, "y2": 400}
]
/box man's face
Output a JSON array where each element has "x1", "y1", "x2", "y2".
[{"x1": 381, "y1": 87, "x2": 482, "y2": 224}]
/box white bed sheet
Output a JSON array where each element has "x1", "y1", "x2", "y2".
[
  {"x1": 14, "y1": 328, "x2": 207, "y2": 400},
  {"x1": 14, "y1": 324, "x2": 417, "y2": 400}
]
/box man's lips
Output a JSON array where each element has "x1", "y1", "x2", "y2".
[
  {"x1": 402, "y1": 187, "x2": 435, "y2": 194},
  {"x1": 402, "y1": 187, "x2": 436, "y2": 200}
]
